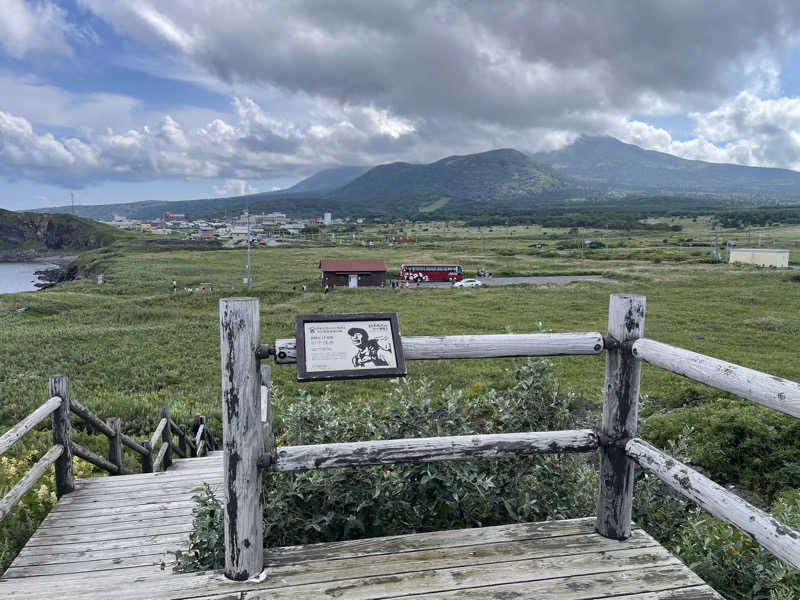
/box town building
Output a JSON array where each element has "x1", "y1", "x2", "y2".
[
  {"x1": 319, "y1": 258, "x2": 386, "y2": 288},
  {"x1": 163, "y1": 212, "x2": 188, "y2": 222},
  {"x1": 729, "y1": 248, "x2": 790, "y2": 268},
  {"x1": 259, "y1": 212, "x2": 287, "y2": 225}
]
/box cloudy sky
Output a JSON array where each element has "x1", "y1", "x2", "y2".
[{"x1": 4, "y1": 0, "x2": 800, "y2": 210}]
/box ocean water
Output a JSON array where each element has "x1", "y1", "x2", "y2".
[{"x1": 0, "y1": 262, "x2": 56, "y2": 294}]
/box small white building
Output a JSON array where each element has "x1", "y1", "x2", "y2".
[
  {"x1": 229, "y1": 226, "x2": 250, "y2": 241},
  {"x1": 323, "y1": 212, "x2": 332, "y2": 225},
  {"x1": 729, "y1": 248, "x2": 789, "y2": 268}
]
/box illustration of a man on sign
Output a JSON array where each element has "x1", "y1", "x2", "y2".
[{"x1": 348, "y1": 327, "x2": 392, "y2": 367}]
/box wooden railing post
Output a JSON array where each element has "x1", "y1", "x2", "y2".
[
  {"x1": 107, "y1": 417, "x2": 123, "y2": 476},
  {"x1": 596, "y1": 294, "x2": 645, "y2": 540},
  {"x1": 197, "y1": 416, "x2": 207, "y2": 456},
  {"x1": 49, "y1": 374, "x2": 74, "y2": 498},
  {"x1": 141, "y1": 440, "x2": 153, "y2": 473},
  {"x1": 178, "y1": 426, "x2": 187, "y2": 458},
  {"x1": 220, "y1": 298, "x2": 264, "y2": 581},
  {"x1": 161, "y1": 407, "x2": 172, "y2": 469}
]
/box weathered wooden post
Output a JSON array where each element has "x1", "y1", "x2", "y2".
[
  {"x1": 49, "y1": 374, "x2": 74, "y2": 498},
  {"x1": 178, "y1": 426, "x2": 187, "y2": 458},
  {"x1": 220, "y1": 298, "x2": 264, "y2": 580},
  {"x1": 596, "y1": 294, "x2": 645, "y2": 540},
  {"x1": 161, "y1": 407, "x2": 172, "y2": 470},
  {"x1": 141, "y1": 440, "x2": 153, "y2": 473},
  {"x1": 107, "y1": 417, "x2": 122, "y2": 475}
]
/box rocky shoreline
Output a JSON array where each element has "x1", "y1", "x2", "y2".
[{"x1": 0, "y1": 252, "x2": 78, "y2": 290}]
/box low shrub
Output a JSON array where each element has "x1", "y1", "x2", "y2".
[
  {"x1": 0, "y1": 438, "x2": 96, "y2": 573},
  {"x1": 643, "y1": 398, "x2": 800, "y2": 500},
  {"x1": 175, "y1": 359, "x2": 598, "y2": 571}
]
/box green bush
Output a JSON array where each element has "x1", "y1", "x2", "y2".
[
  {"x1": 175, "y1": 359, "x2": 598, "y2": 571},
  {"x1": 632, "y1": 432, "x2": 800, "y2": 600},
  {"x1": 643, "y1": 398, "x2": 800, "y2": 500},
  {"x1": 671, "y1": 502, "x2": 800, "y2": 600}
]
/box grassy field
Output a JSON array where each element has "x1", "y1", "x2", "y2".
[{"x1": 1, "y1": 218, "x2": 798, "y2": 434}]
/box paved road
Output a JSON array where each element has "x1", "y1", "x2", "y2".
[
  {"x1": 481, "y1": 275, "x2": 615, "y2": 286},
  {"x1": 415, "y1": 275, "x2": 616, "y2": 288}
]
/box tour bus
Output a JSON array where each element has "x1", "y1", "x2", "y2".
[{"x1": 400, "y1": 264, "x2": 464, "y2": 283}]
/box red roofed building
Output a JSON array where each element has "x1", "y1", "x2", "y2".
[{"x1": 320, "y1": 258, "x2": 386, "y2": 288}]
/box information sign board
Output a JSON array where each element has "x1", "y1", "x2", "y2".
[{"x1": 296, "y1": 313, "x2": 405, "y2": 381}]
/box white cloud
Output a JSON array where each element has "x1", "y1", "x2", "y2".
[
  {"x1": 0, "y1": 73, "x2": 143, "y2": 131},
  {"x1": 0, "y1": 0, "x2": 77, "y2": 58},
  {"x1": 608, "y1": 91, "x2": 800, "y2": 172},
  {"x1": 78, "y1": 0, "x2": 800, "y2": 131},
  {"x1": 214, "y1": 179, "x2": 258, "y2": 197},
  {"x1": 0, "y1": 95, "x2": 420, "y2": 187}
]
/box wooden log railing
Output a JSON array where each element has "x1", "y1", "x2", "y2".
[
  {"x1": 632, "y1": 338, "x2": 800, "y2": 419},
  {"x1": 626, "y1": 438, "x2": 800, "y2": 569},
  {"x1": 0, "y1": 375, "x2": 219, "y2": 525},
  {"x1": 220, "y1": 295, "x2": 800, "y2": 581},
  {"x1": 0, "y1": 395, "x2": 66, "y2": 522},
  {"x1": 274, "y1": 430, "x2": 599, "y2": 472}
]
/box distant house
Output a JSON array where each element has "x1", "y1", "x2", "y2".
[
  {"x1": 163, "y1": 212, "x2": 188, "y2": 222},
  {"x1": 230, "y1": 227, "x2": 250, "y2": 241},
  {"x1": 320, "y1": 258, "x2": 386, "y2": 288},
  {"x1": 729, "y1": 248, "x2": 789, "y2": 268}
]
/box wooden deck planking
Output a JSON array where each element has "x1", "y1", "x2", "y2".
[
  {"x1": 1, "y1": 452, "x2": 223, "y2": 587},
  {"x1": 1, "y1": 500, "x2": 722, "y2": 600}
]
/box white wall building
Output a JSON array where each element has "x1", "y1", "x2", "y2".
[{"x1": 729, "y1": 248, "x2": 789, "y2": 268}]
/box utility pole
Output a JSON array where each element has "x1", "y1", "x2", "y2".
[{"x1": 71, "y1": 192, "x2": 75, "y2": 215}]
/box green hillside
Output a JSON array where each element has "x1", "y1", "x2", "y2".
[
  {"x1": 330, "y1": 148, "x2": 575, "y2": 211},
  {"x1": 0, "y1": 209, "x2": 125, "y2": 252},
  {"x1": 533, "y1": 136, "x2": 800, "y2": 198}
]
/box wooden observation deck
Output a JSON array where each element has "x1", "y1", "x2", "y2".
[
  {"x1": 0, "y1": 451, "x2": 718, "y2": 598},
  {"x1": 2, "y1": 294, "x2": 799, "y2": 598}
]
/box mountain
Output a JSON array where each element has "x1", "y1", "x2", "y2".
[
  {"x1": 329, "y1": 149, "x2": 575, "y2": 212},
  {"x1": 286, "y1": 166, "x2": 369, "y2": 194},
  {"x1": 0, "y1": 209, "x2": 124, "y2": 251},
  {"x1": 24, "y1": 138, "x2": 800, "y2": 222},
  {"x1": 532, "y1": 136, "x2": 800, "y2": 199},
  {"x1": 26, "y1": 151, "x2": 575, "y2": 220}
]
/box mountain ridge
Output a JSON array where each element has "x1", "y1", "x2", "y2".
[
  {"x1": 532, "y1": 136, "x2": 800, "y2": 198},
  {"x1": 24, "y1": 136, "x2": 800, "y2": 220}
]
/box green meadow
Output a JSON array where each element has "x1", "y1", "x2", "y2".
[{"x1": 2, "y1": 218, "x2": 799, "y2": 433}]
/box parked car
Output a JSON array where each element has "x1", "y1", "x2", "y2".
[{"x1": 453, "y1": 278, "x2": 482, "y2": 287}]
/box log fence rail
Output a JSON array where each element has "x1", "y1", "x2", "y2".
[
  {"x1": 222, "y1": 295, "x2": 800, "y2": 582},
  {"x1": 0, "y1": 376, "x2": 218, "y2": 525}
]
